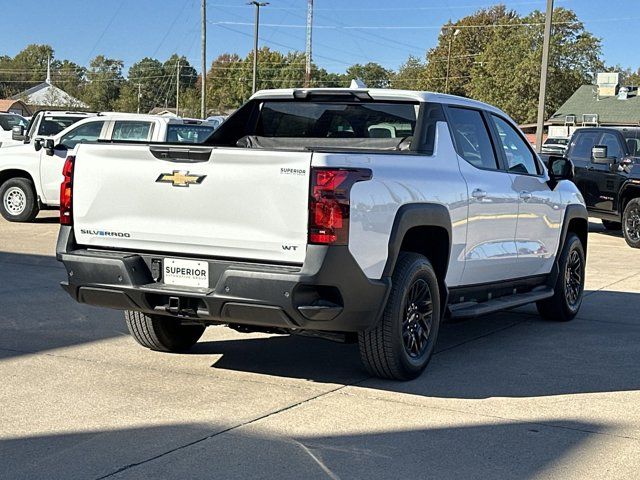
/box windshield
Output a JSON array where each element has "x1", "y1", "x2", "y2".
[
  {"x1": 37, "y1": 116, "x2": 85, "y2": 137},
  {"x1": 257, "y1": 101, "x2": 418, "y2": 138},
  {"x1": 0, "y1": 114, "x2": 27, "y2": 131},
  {"x1": 166, "y1": 124, "x2": 215, "y2": 143}
]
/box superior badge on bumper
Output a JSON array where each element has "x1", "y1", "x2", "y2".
[{"x1": 156, "y1": 171, "x2": 206, "y2": 187}]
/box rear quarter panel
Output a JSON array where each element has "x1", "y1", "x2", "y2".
[{"x1": 311, "y1": 122, "x2": 469, "y2": 285}]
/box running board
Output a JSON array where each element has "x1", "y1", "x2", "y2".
[{"x1": 448, "y1": 287, "x2": 554, "y2": 319}]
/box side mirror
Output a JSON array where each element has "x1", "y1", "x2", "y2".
[
  {"x1": 12, "y1": 125, "x2": 25, "y2": 141},
  {"x1": 44, "y1": 138, "x2": 55, "y2": 156},
  {"x1": 33, "y1": 138, "x2": 43, "y2": 151},
  {"x1": 547, "y1": 156, "x2": 574, "y2": 189},
  {"x1": 592, "y1": 145, "x2": 615, "y2": 164}
]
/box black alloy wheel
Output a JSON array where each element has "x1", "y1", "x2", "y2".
[
  {"x1": 623, "y1": 199, "x2": 640, "y2": 248},
  {"x1": 564, "y1": 249, "x2": 583, "y2": 310},
  {"x1": 402, "y1": 278, "x2": 434, "y2": 359}
]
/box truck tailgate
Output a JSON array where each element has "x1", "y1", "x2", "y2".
[{"x1": 72, "y1": 145, "x2": 311, "y2": 264}]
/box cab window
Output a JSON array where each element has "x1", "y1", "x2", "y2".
[
  {"x1": 447, "y1": 107, "x2": 498, "y2": 170},
  {"x1": 491, "y1": 115, "x2": 540, "y2": 175},
  {"x1": 59, "y1": 121, "x2": 105, "y2": 150},
  {"x1": 112, "y1": 121, "x2": 152, "y2": 141}
]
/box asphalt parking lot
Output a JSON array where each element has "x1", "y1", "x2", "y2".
[{"x1": 1, "y1": 212, "x2": 639, "y2": 479}]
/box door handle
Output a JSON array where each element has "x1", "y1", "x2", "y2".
[
  {"x1": 519, "y1": 191, "x2": 532, "y2": 200},
  {"x1": 471, "y1": 189, "x2": 487, "y2": 199}
]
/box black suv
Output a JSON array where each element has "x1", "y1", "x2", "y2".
[{"x1": 562, "y1": 127, "x2": 640, "y2": 248}]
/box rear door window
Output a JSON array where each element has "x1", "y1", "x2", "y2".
[
  {"x1": 447, "y1": 107, "x2": 498, "y2": 170},
  {"x1": 112, "y1": 121, "x2": 152, "y2": 141}
]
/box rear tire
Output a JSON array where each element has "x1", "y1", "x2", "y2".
[
  {"x1": 358, "y1": 252, "x2": 441, "y2": 380},
  {"x1": 0, "y1": 178, "x2": 39, "y2": 222},
  {"x1": 622, "y1": 198, "x2": 640, "y2": 248},
  {"x1": 601, "y1": 220, "x2": 621, "y2": 231},
  {"x1": 124, "y1": 311, "x2": 205, "y2": 352},
  {"x1": 536, "y1": 233, "x2": 585, "y2": 321}
]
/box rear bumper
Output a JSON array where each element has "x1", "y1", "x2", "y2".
[{"x1": 56, "y1": 226, "x2": 390, "y2": 332}]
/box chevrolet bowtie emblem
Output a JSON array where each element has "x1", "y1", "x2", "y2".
[{"x1": 156, "y1": 170, "x2": 206, "y2": 187}]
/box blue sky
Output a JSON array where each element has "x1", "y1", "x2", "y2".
[{"x1": 2, "y1": 0, "x2": 639, "y2": 75}]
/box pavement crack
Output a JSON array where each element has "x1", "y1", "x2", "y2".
[
  {"x1": 584, "y1": 272, "x2": 640, "y2": 297},
  {"x1": 94, "y1": 383, "x2": 357, "y2": 479},
  {"x1": 335, "y1": 389, "x2": 640, "y2": 442}
]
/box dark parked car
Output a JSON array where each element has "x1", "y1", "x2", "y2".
[{"x1": 558, "y1": 127, "x2": 640, "y2": 248}]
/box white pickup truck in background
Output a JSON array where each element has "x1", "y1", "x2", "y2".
[
  {"x1": 0, "y1": 112, "x2": 29, "y2": 148},
  {"x1": 57, "y1": 88, "x2": 588, "y2": 380},
  {"x1": 0, "y1": 113, "x2": 217, "y2": 222}
]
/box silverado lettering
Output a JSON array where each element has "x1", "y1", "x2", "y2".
[{"x1": 80, "y1": 229, "x2": 131, "y2": 238}]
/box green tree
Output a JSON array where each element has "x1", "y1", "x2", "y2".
[
  {"x1": 469, "y1": 7, "x2": 603, "y2": 123},
  {"x1": 161, "y1": 54, "x2": 198, "y2": 110},
  {"x1": 82, "y1": 55, "x2": 124, "y2": 111},
  {"x1": 421, "y1": 5, "x2": 518, "y2": 96},
  {"x1": 0, "y1": 44, "x2": 55, "y2": 97},
  {"x1": 51, "y1": 60, "x2": 86, "y2": 99},
  {"x1": 346, "y1": 62, "x2": 394, "y2": 88},
  {"x1": 116, "y1": 57, "x2": 164, "y2": 113},
  {"x1": 392, "y1": 56, "x2": 427, "y2": 90}
]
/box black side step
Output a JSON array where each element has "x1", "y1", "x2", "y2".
[{"x1": 448, "y1": 287, "x2": 554, "y2": 320}]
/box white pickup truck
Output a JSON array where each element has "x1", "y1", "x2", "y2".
[
  {"x1": 0, "y1": 113, "x2": 216, "y2": 222},
  {"x1": 0, "y1": 112, "x2": 29, "y2": 148},
  {"x1": 57, "y1": 88, "x2": 588, "y2": 380}
]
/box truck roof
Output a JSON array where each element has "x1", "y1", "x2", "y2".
[{"x1": 250, "y1": 88, "x2": 507, "y2": 117}]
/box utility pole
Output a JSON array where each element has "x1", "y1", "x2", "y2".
[
  {"x1": 445, "y1": 28, "x2": 460, "y2": 95},
  {"x1": 176, "y1": 59, "x2": 180, "y2": 117},
  {"x1": 249, "y1": 1, "x2": 269, "y2": 94},
  {"x1": 201, "y1": 0, "x2": 207, "y2": 118},
  {"x1": 137, "y1": 83, "x2": 142, "y2": 114},
  {"x1": 305, "y1": 0, "x2": 313, "y2": 87},
  {"x1": 535, "y1": 0, "x2": 554, "y2": 153}
]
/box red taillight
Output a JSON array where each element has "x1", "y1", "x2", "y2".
[
  {"x1": 308, "y1": 168, "x2": 371, "y2": 245},
  {"x1": 60, "y1": 155, "x2": 75, "y2": 225}
]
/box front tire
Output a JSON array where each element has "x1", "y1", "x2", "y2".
[
  {"x1": 601, "y1": 220, "x2": 621, "y2": 231},
  {"x1": 536, "y1": 233, "x2": 585, "y2": 321},
  {"x1": 622, "y1": 198, "x2": 640, "y2": 248},
  {"x1": 125, "y1": 311, "x2": 205, "y2": 352},
  {"x1": 358, "y1": 253, "x2": 441, "y2": 380},
  {"x1": 0, "y1": 178, "x2": 39, "y2": 222}
]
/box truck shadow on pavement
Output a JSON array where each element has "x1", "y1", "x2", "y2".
[
  {"x1": 2, "y1": 250, "x2": 640, "y2": 401},
  {"x1": 200, "y1": 289, "x2": 640, "y2": 398},
  {"x1": 0, "y1": 419, "x2": 608, "y2": 480},
  {"x1": 0, "y1": 251, "x2": 127, "y2": 358}
]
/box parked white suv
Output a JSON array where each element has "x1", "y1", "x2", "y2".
[
  {"x1": 57, "y1": 89, "x2": 588, "y2": 380},
  {"x1": 0, "y1": 113, "x2": 216, "y2": 222}
]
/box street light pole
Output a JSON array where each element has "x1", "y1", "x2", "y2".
[
  {"x1": 248, "y1": 1, "x2": 269, "y2": 94},
  {"x1": 535, "y1": 0, "x2": 554, "y2": 153},
  {"x1": 445, "y1": 28, "x2": 460, "y2": 95}
]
